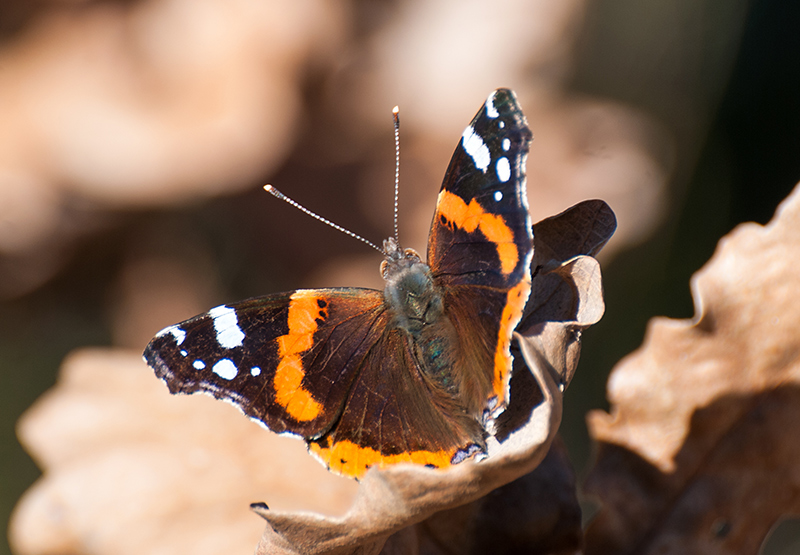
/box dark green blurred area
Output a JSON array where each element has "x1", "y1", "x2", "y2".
[
  {"x1": 566, "y1": 0, "x2": 800, "y2": 476},
  {"x1": 2, "y1": 1, "x2": 800, "y2": 554}
]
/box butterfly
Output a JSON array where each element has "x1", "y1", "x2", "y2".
[{"x1": 144, "y1": 89, "x2": 533, "y2": 479}]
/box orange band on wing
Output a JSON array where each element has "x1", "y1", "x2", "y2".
[
  {"x1": 309, "y1": 439, "x2": 456, "y2": 479},
  {"x1": 436, "y1": 190, "x2": 518, "y2": 274},
  {"x1": 492, "y1": 279, "x2": 531, "y2": 406},
  {"x1": 273, "y1": 290, "x2": 326, "y2": 421}
]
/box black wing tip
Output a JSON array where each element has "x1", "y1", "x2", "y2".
[
  {"x1": 492, "y1": 88, "x2": 515, "y2": 100},
  {"x1": 490, "y1": 88, "x2": 521, "y2": 111},
  {"x1": 483, "y1": 89, "x2": 532, "y2": 144},
  {"x1": 142, "y1": 341, "x2": 185, "y2": 394}
]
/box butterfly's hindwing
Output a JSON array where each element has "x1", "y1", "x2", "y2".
[{"x1": 309, "y1": 324, "x2": 486, "y2": 477}]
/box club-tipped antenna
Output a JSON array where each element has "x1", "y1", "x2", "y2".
[
  {"x1": 392, "y1": 106, "x2": 401, "y2": 243},
  {"x1": 264, "y1": 184, "x2": 384, "y2": 254}
]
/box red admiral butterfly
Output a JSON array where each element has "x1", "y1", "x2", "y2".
[{"x1": 144, "y1": 89, "x2": 533, "y2": 478}]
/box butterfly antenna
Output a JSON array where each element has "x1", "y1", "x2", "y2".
[
  {"x1": 392, "y1": 105, "x2": 401, "y2": 244},
  {"x1": 264, "y1": 185, "x2": 384, "y2": 254}
]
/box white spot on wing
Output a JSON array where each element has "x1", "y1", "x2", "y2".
[
  {"x1": 156, "y1": 325, "x2": 186, "y2": 346},
  {"x1": 193, "y1": 359, "x2": 206, "y2": 370},
  {"x1": 213, "y1": 358, "x2": 238, "y2": 380},
  {"x1": 496, "y1": 157, "x2": 511, "y2": 182},
  {"x1": 180, "y1": 350, "x2": 188, "y2": 357},
  {"x1": 250, "y1": 366, "x2": 261, "y2": 376},
  {"x1": 502, "y1": 138, "x2": 511, "y2": 151},
  {"x1": 209, "y1": 305, "x2": 245, "y2": 349},
  {"x1": 485, "y1": 91, "x2": 499, "y2": 118},
  {"x1": 171, "y1": 327, "x2": 186, "y2": 345},
  {"x1": 461, "y1": 126, "x2": 490, "y2": 172},
  {"x1": 494, "y1": 190, "x2": 503, "y2": 202}
]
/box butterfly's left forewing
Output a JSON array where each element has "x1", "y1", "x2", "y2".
[
  {"x1": 427, "y1": 89, "x2": 534, "y2": 413},
  {"x1": 145, "y1": 288, "x2": 387, "y2": 439}
]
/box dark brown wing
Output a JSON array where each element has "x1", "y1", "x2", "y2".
[
  {"x1": 145, "y1": 287, "x2": 484, "y2": 478},
  {"x1": 309, "y1": 322, "x2": 485, "y2": 477},
  {"x1": 427, "y1": 89, "x2": 534, "y2": 412}
]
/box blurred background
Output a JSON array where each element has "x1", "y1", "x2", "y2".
[{"x1": 1, "y1": 0, "x2": 798, "y2": 553}]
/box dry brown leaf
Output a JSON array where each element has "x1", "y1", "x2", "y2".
[
  {"x1": 402, "y1": 437, "x2": 583, "y2": 555},
  {"x1": 9, "y1": 349, "x2": 360, "y2": 555},
  {"x1": 584, "y1": 182, "x2": 800, "y2": 554},
  {"x1": 517, "y1": 200, "x2": 616, "y2": 389}
]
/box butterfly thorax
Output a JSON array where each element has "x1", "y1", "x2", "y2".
[{"x1": 381, "y1": 237, "x2": 444, "y2": 336}]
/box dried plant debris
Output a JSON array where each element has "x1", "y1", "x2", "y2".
[
  {"x1": 402, "y1": 438, "x2": 583, "y2": 555},
  {"x1": 584, "y1": 183, "x2": 800, "y2": 554},
  {"x1": 517, "y1": 199, "x2": 616, "y2": 390}
]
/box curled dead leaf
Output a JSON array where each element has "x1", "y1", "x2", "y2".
[
  {"x1": 517, "y1": 200, "x2": 617, "y2": 389},
  {"x1": 584, "y1": 182, "x2": 800, "y2": 554}
]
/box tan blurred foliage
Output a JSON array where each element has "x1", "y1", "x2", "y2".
[
  {"x1": 10, "y1": 349, "x2": 360, "y2": 555},
  {"x1": 0, "y1": 0, "x2": 346, "y2": 295},
  {"x1": 0, "y1": 0, "x2": 670, "y2": 299},
  {"x1": 584, "y1": 182, "x2": 800, "y2": 554},
  {"x1": 0, "y1": 0, "x2": 342, "y2": 208}
]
